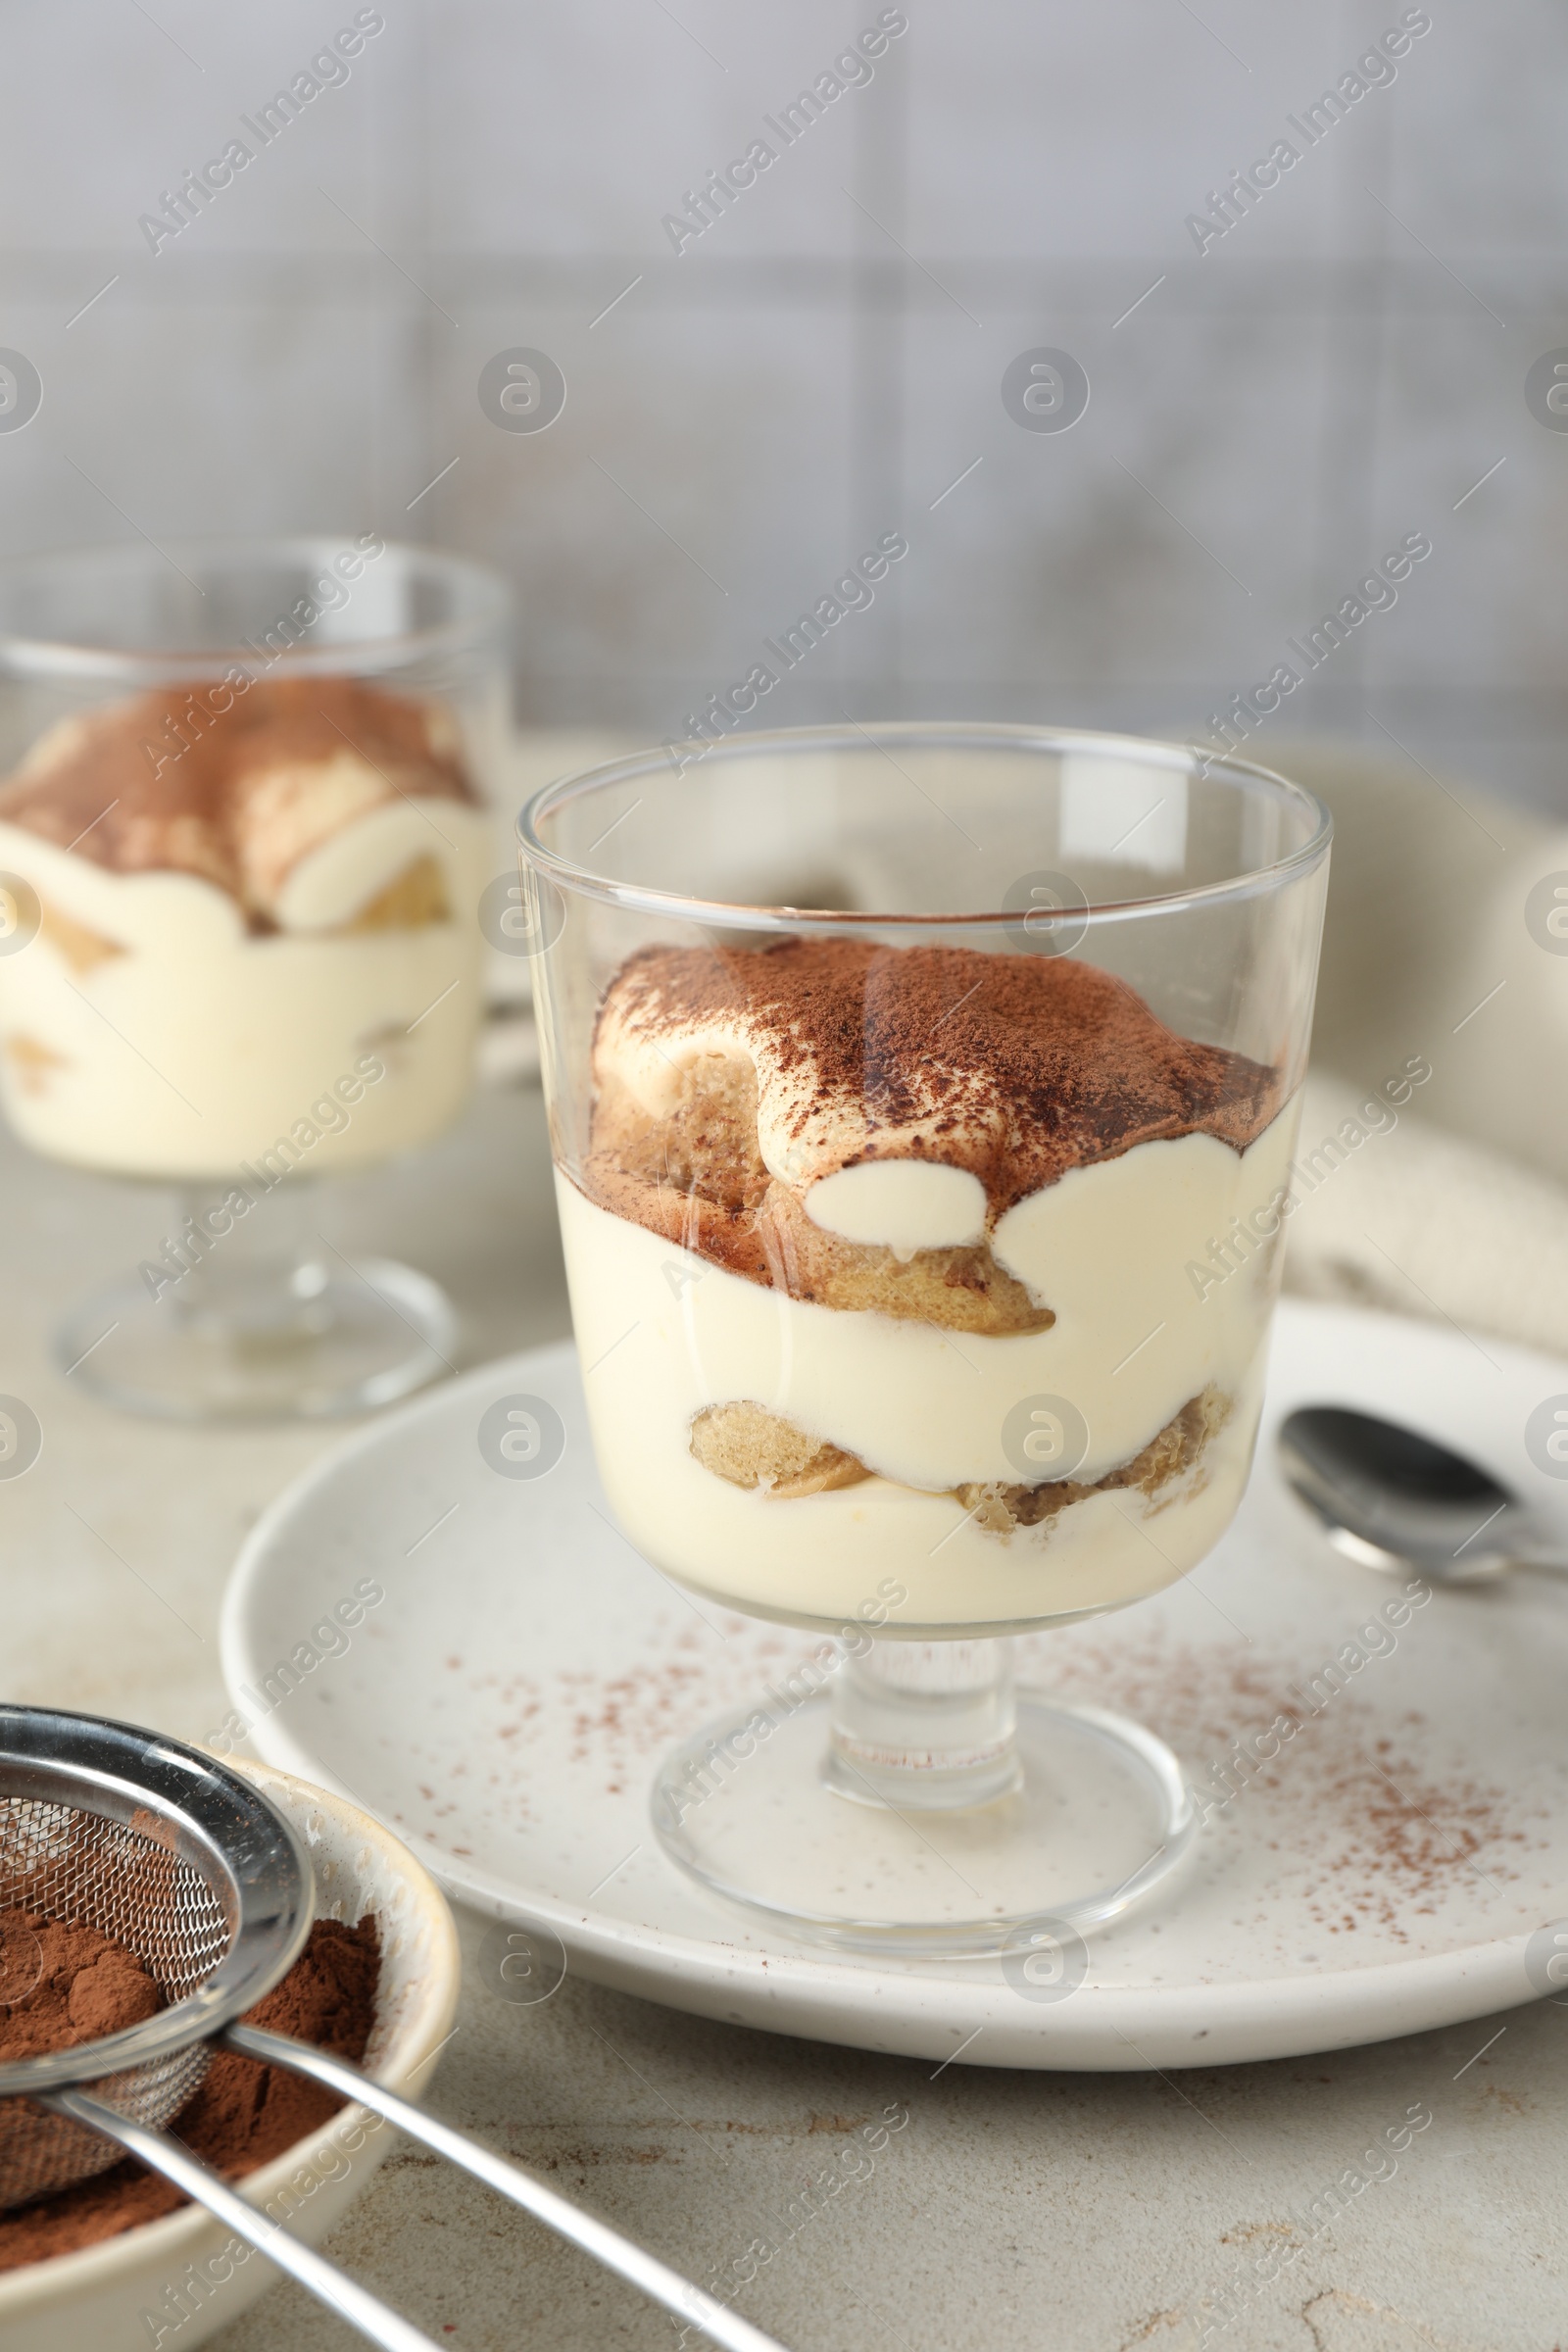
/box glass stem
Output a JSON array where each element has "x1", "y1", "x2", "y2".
[
  {"x1": 824, "y1": 1636, "x2": 1023, "y2": 1812},
  {"x1": 161, "y1": 1178, "x2": 330, "y2": 1343}
]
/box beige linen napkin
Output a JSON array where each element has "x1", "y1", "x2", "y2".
[
  {"x1": 1281, "y1": 741, "x2": 1568, "y2": 1194},
  {"x1": 1273, "y1": 740, "x2": 1568, "y2": 1361},
  {"x1": 1283, "y1": 1067, "x2": 1568, "y2": 1360}
]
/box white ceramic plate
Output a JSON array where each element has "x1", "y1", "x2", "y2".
[{"x1": 221, "y1": 1301, "x2": 1568, "y2": 2073}]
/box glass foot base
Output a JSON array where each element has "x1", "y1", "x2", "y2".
[
  {"x1": 54, "y1": 1260, "x2": 457, "y2": 1422},
  {"x1": 652, "y1": 1688, "x2": 1197, "y2": 1959}
]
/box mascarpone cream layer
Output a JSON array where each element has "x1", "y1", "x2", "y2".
[
  {"x1": 805, "y1": 1159, "x2": 987, "y2": 1251},
  {"x1": 0, "y1": 808, "x2": 488, "y2": 1178},
  {"x1": 556, "y1": 1098, "x2": 1296, "y2": 1623}
]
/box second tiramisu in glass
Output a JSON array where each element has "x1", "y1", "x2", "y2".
[{"x1": 0, "y1": 539, "x2": 509, "y2": 1419}]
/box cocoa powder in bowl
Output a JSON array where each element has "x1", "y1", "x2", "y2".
[
  {"x1": 0, "y1": 1912, "x2": 380, "y2": 2272},
  {"x1": 0, "y1": 1911, "x2": 162, "y2": 2059}
]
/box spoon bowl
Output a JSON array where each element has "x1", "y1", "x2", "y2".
[{"x1": 1276, "y1": 1404, "x2": 1564, "y2": 1585}]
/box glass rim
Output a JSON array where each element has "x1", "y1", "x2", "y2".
[
  {"x1": 0, "y1": 536, "x2": 511, "y2": 683},
  {"x1": 516, "y1": 719, "x2": 1333, "y2": 932}
]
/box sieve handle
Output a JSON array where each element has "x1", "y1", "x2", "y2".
[
  {"x1": 38, "y1": 2088, "x2": 445, "y2": 2352},
  {"x1": 225, "y1": 2024, "x2": 792, "y2": 2352}
]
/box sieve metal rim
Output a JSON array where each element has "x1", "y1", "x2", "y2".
[{"x1": 0, "y1": 1705, "x2": 314, "y2": 2097}]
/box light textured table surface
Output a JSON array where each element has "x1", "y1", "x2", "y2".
[{"x1": 2, "y1": 1081, "x2": 1562, "y2": 2352}]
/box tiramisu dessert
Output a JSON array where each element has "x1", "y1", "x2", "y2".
[
  {"x1": 0, "y1": 675, "x2": 489, "y2": 1177},
  {"x1": 557, "y1": 938, "x2": 1300, "y2": 1626}
]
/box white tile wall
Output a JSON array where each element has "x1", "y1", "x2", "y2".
[{"x1": 0, "y1": 0, "x2": 1559, "y2": 810}]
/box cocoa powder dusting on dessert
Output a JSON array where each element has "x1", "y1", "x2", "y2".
[
  {"x1": 584, "y1": 936, "x2": 1281, "y2": 1292},
  {"x1": 0, "y1": 1915, "x2": 379, "y2": 2272},
  {"x1": 0, "y1": 676, "x2": 476, "y2": 926},
  {"x1": 603, "y1": 938, "x2": 1276, "y2": 1199}
]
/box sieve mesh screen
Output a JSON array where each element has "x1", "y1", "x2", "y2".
[{"x1": 0, "y1": 1798, "x2": 231, "y2": 2209}]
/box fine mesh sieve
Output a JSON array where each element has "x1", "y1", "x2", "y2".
[
  {"x1": 0, "y1": 1704, "x2": 310, "y2": 2209},
  {"x1": 0, "y1": 1706, "x2": 787, "y2": 2352}
]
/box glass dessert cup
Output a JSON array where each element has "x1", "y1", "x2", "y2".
[
  {"x1": 521, "y1": 723, "x2": 1331, "y2": 1957},
  {"x1": 0, "y1": 539, "x2": 510, "y2": 1420}
]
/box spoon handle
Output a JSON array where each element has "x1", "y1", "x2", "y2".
[
  {"x1": 224, "y1": 2026, "x2": 791, "y2": 2352},
  {"x1": 40, "y1": 2089, "x2": 442, "y2": 2352},
  {"x1": 1506, "y1": 1545, "x2": 1568, "y2": 1578}
]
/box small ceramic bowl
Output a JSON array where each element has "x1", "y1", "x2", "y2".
[{"x1": 0, "y1": 1756, "x2": 462, "y2": 2352}]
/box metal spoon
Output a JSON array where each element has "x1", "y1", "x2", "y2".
[{"x1": 1276, "y1": 1404, "x2": 1568, "y2": 1586}]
